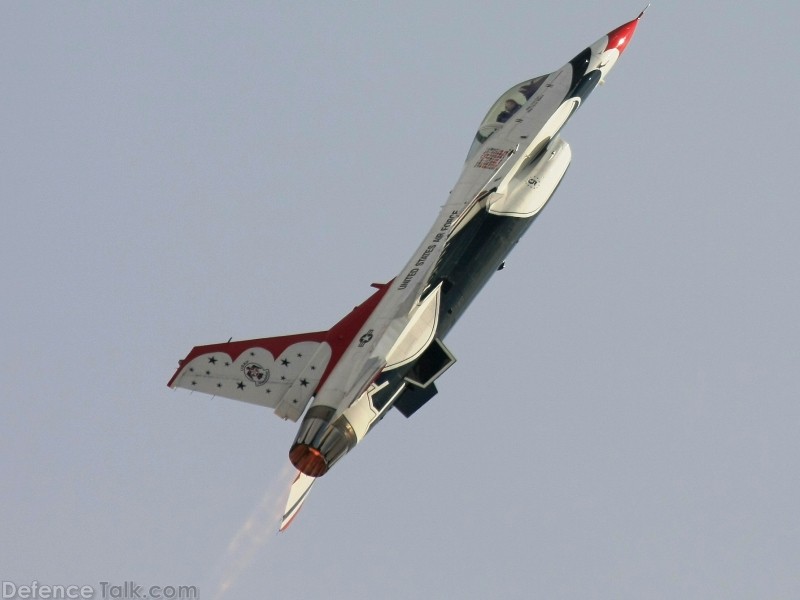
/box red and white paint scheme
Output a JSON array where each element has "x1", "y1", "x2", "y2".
[{"x1": 168, "y1": 13, "x2": 644, "y2": 531}]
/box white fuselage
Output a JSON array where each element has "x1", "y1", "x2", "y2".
[
  {"x1": 310, "y1": 62, "x2": 584, "y2": 437},
  {"x1": 286, "y1": 13, "x2": 642, "y2": 478}
]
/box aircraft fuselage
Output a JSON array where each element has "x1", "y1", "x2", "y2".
[
  {"x1": 288, "y1": 15, "x2": 643, "y2": 477},
  {"x1": 168, "y1": 13, "x2": 644, "y2": 529}
]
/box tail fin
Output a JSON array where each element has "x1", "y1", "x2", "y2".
[{"x1": 279, "y1": 471, "x2": 316, "y2": 531}]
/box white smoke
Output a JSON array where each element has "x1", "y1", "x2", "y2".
[{"x1": 210, "y1": 462, "x2": 296, "y2": 600}]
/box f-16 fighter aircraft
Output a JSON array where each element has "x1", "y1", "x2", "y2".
[{"x1": 168, "y1": 12, "x2": 644, "y2": 530}]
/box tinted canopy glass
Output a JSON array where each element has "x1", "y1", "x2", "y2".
[{"x1": 466, "y1": 75, "x2": 549, "y2": 162}]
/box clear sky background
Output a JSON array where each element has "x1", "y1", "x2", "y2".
[{"x1": 2, "y1": 2, "x2": 798, "y2": 599}]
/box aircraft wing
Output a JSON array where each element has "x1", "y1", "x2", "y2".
[{"x1": 167, "y1": 332, "x2": 332, "y2": 421}]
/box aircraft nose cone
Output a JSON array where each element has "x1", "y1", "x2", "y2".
[{"x1": 605, "y1": 15, "x2": 641, "y2": 55}]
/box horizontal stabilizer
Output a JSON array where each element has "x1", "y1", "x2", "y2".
[{"x1": 280, "y1": 471, "x2": 316, "y2": 532}]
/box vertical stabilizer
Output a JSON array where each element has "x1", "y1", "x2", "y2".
[{"x1": 279, "y1": 471, "x2": 316, "y2": 531}]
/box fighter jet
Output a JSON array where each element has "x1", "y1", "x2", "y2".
[{"x1": 168, "y1": 12, "x2": 644, "y2": 530}]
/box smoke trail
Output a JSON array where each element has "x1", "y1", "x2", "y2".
[{"x1": 210, "y1": 462, "x2": 296, "y2": 600}]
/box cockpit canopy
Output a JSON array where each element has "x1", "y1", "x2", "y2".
[{"x1": 466, "y1": 74, "x2": 549, "y2": 162}]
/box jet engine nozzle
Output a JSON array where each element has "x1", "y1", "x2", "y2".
[
  {"x1": 289, "y1": 443, "x2": 329, "y2": 477},
  {"x1": 289, "y1": 406, "x2": 357, "y2": 477}
]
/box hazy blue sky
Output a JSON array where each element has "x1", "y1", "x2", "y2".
[{"x1": 3, "y1": 2, "x2": 798, "y2": 599}]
